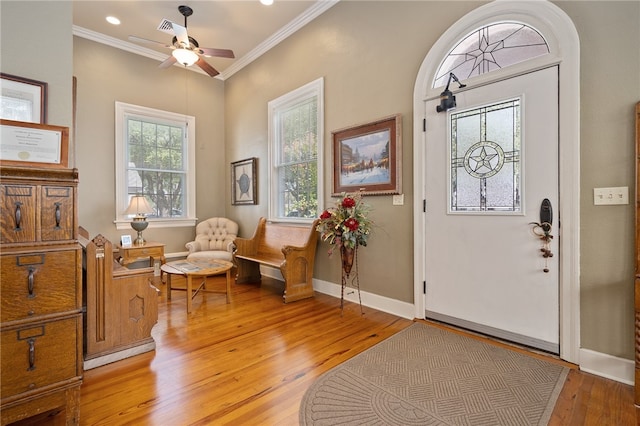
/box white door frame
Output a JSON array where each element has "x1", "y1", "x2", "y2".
[{"x1": 412, "y1": 1, "x2": 580, "y2": 363}]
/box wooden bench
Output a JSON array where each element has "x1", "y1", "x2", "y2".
[{"x1": 233, "y1": 217, "x2": 319, "y2": 303}]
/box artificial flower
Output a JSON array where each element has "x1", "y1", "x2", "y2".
[{"x1": 316, "y1": 191, "x2": 373, "y2": 254}]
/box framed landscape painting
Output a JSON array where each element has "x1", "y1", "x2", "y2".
[{"x1": 332, "y1": 114, "x2": 402, "y2": 195}]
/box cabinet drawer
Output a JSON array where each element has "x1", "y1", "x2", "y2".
[
  {"x1": 0, "y1": 184, "x2": 37, "y2": 244},
  {"x1": 1, "y1": 316, "x2": 79, "y2": 398},
  {"x1": 1, "y1": 250, "x2": 79, "y2": 323},
  {"x1": 41, "y1": 185, "x2": 74, "y2": 241}
]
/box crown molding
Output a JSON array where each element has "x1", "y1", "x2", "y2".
[
  {"x1": 219, "y1": 0, "x2": 340, "y2": 80},
  {"x1": 72, "y1": 25, "x2": 213, "y2": 78},
  {"x1": 73, "y1": 0, "x2": 340, "y2": 81}
]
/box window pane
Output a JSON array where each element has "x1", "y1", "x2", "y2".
[
  {"x1": 434, "y1": 23, "x2": 549, "y2": 88},
  {"x1": 269, "y1": 79, "x2": 322, "y2": 222},
  {"x1": 280, "y1": 98, "x2": 318, "y2": 164},
  {"x1": 279, "y1": 161, "x2": 318, "y2": 218},
  {"x1": 450, "y1": 99, "x2": 521, "y2": 212},
  {"x1": 126, "y1": 117, "x2": 187, "y2": 218}
]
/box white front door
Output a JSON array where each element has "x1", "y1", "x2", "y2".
[{"x1": 424, "y1": 67, "x2": 559, "y2": 353}]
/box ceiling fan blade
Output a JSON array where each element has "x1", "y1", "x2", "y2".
[
  {"x1": 198, "y1": 47, "x2": 235, "y2": 59},
  {"x1": 129, "y1": 35, "x2": 172, "y2": 49},
  {"x1": 196, "y1": 57, "x2": 219, "y2": 77},
  {"x1": 158, "y1": 55, "x2": 177, "y2": 69},
  {"x1": 170, "y1": 22, "x2": 191, "y2": 48}
]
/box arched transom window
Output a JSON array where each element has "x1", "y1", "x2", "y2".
[{"x1": 434, "y1": 22, "x2": 549, "y2": 88}]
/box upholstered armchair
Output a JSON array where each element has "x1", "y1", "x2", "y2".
[{"x1": 185, "y1": 217, "x2": 239, "y2": 262}]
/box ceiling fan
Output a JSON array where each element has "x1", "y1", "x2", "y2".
[{"x1": 129, "y1": 5, "x2": 235, "y2": 77}]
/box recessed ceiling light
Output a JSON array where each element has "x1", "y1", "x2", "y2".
[
  {"x1": 260, "y1": 0, "x2": 274, "y2": 5},
  {"x1": 106, "y1": 16, "x2": 121, "y2": 25}
]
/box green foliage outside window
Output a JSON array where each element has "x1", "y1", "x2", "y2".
[
  {"x1": 127, "y1": 118, "x2": 186, "y2": 218},
  {"x1": 279, "y1": 98, "x2": 318, "y2": 218}
]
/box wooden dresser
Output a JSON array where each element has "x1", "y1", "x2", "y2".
[{"x1": 0, "y1": 166, "x2": 82, "y2": 425}]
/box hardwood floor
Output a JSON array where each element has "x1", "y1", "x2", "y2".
[{"x1": 57, "y1": 275, "x2": 640, "y2": 424}]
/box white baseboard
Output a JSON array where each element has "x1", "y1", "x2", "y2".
[
  {"x1": 84, "y1": 341, "x2": 156, "y2": 370},
  {"x1": 166, "y1": 251, "x2": 189, "y2": 260},
  {"x1": 579, "y1": 348, "x2": 635, "y2": 385},
  {"x1": 312, "y1": 278, "x2": 415, "y2": 319},
  {"x1": 259, "y1": 266, "x2": 414, "y2": 319},
  {"x1": 249, "y1": 266, "x2": 637, "y2": 386}
]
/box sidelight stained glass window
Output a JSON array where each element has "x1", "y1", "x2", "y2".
[
  {"x1": 434, "y1": 23, "x2": 549, "y2": 88},
  {"x1": 449, "y1": 99, "x2": 521, "y2": 213}
]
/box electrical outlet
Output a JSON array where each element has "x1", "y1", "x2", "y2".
[
  {"x1": 593, "y1": 187, "x2": 628, "y2": 205},
  {"x1": 393, "y1": 194, "x2": 404, "y2": 205}
]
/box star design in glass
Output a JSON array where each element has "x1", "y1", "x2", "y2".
[
  {"x1": 469, "y1": 146, "x2": 498, "y2": 172},
  {"x1": 466, "y1": 34, "x2": 504, "y2": 74}
]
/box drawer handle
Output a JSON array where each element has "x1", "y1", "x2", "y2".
[
  {"x1": 28, "y1": 338, "x2": 36, "y2": 371},
  {"x1": 27, "y1": 268, "x2": 35, "y2": 298},
  {"x1": 14, "y1": 201, "x2": 23, "y2": 230},
  {"x1": 54, "y1": 202, "x2": 62, "y2": 229}
]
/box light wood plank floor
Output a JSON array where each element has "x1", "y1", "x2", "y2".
[{"x1": 57, "y1": 275, "x2": 639, "y2": 424}]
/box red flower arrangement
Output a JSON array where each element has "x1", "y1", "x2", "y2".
[{"x1": 316, "y1": 191, "x2": 373, "y2": 254}]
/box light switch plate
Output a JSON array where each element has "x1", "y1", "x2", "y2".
[
  {"x1": 593, "y1": 186, "x2": 629, "y2": 205},
  {"x1": 393, "y1": 194, "x2": 404, "y2": 205}
]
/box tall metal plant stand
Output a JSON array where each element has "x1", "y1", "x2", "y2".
[{"x1": 340, "y1": 245, "x2": 363, "y2": 316}]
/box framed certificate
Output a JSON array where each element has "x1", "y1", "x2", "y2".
[{"x1": 0, "y1": 119, "x2": 69, "y2": 168}]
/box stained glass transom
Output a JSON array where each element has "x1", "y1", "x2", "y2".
[
  {"x1": 434, "y1": 23, "x2": 549, "y2": 88},
  {"x1": 450, "y1": 99, "x2": 521, "y2": 213}
]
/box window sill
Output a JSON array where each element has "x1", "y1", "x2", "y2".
[{"x1": 114, "y1": 218, "x2": 197, "y2": 230}]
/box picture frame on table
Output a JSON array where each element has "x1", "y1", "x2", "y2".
[
  {"x1": 332, "y1": 114, "x2": 402, "y2": 195},
  {"x1": 1, "y1": 73, "x2": 47, "y2": 124},
  {"x1": 231, "y1": 157, "x2": 257, "y2": 205},
  {"x1": 120, "y1": 235, "x2": 133, "y2": 247}
]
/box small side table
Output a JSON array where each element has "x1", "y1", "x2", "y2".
[{"x1": 118, "y1": 241, "x2": 166, "y2": 267}]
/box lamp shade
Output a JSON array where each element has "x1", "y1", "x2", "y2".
[
  {"x1": 125, "y1": 195, "x2": 153, "y2": 217},
  {"x1": 172, "y1": 48, "x2": 199, "y2": 66}
]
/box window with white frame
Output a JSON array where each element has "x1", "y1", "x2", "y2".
[
  {"x1": 114, "y1": 102, "x2": 196, "y2": 229},
  {"x1": 268, "y1": 78, "x2": 324, "y2": 222}
]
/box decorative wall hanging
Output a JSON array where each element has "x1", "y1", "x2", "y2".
[
  {"x1": 231, "y1": 157, "x2": 257, "y2": 205},
  {"x1": 0, "y1": 73, "x2": 47, "y2": 123},
  {"x1": 332, "y1": 114, "x2": 401, "y2": 196}
]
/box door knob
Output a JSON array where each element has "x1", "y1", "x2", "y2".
[{"x1": 530, "y1": 198, "x2": 553, "y2": 273}]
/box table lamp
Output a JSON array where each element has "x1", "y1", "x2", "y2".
[{"x1": 125, "y1": 195, "x2": 154, "y2": 245}]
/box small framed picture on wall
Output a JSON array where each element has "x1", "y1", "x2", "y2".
[{"x1": 231, "y1": 157, "x2": 257, "y2": 205}]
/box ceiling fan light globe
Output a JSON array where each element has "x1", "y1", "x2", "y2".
[{"x1": 172, "y1": 48, "x2": 198, "y2": 66}]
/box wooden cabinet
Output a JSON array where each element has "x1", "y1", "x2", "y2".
[
  {"x1": 83, "y1": 234, "x2": 159, "y2": 370},
  {"x1": 0, "y1": 166, "x2": 82, "y2": 425}
]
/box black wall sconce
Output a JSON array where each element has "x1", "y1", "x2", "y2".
[{"x1": 436, "y1": 73, "x2": 467, "y2": 113}]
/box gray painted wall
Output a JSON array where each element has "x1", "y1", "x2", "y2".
[{"x1": 2, "y1": 1, "x2": 638, "y2": 361}]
